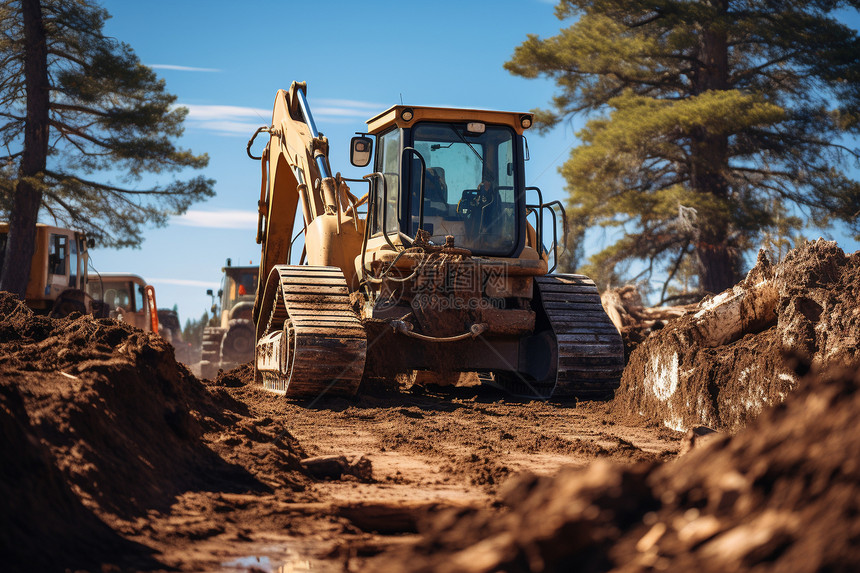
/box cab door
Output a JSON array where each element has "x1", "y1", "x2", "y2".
[{"x1": 46, "y1": 232, "x2": 71, "y2": 298}]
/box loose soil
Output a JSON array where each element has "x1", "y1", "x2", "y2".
[
  {"x1": 380, "y1": 361, "x2": 860, "y2": 573},
  {"x1": 615, "y1": 240, "x2": 860, "y2": 432},
  {"x1": 0, "y1": 292, "x2": 680, "y2": 572},
  {"x1": 1, "y1": 239, "x2": 859, "y2": 572}
]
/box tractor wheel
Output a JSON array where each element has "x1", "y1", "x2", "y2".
[
  {"x1": 220, "y1": 318, "x2": 255, "y2": 365},
  {"x1": 201, "y1": 326, "x2": 225, "y2": 376},
  {"x1": 50, "y1": 293, "x2": 87, "y2": 318},
  {"x1": 202, "y1": 327, "x2": 225, "y2": 359},
  {"x1": 199, "y1": 360, "x2": 218, "y2": 380}
]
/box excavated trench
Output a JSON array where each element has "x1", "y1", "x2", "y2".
[{"x1": 1, "y1": 239, "x2": 858, "y2": 572}]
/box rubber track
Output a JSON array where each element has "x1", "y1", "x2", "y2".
[
  {"x1": 260, "y1": 265, "x2": 366, "y2": 397},
  {"x1": 535, "y1": 274, "x2": 625, "y2": 399}
]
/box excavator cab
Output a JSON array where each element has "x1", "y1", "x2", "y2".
[
  {"x1": 397, "y1": 119, "x2": 519, "y2": 255},
  {"x1": 250, "y1": 82, "x2": 624, "y2": 400},
  {"x1": 359, "y1": 107, "x2": 528, "y2": 258},
  {"x1": 0, "y1": 222, "x2": 107, "y2": 318}
]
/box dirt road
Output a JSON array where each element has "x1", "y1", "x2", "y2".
[{"x1": 168, "y1": 371, "x2": 680, "y2": 572}]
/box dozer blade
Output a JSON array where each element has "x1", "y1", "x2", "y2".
[
  {"x1": 535, "y1": 274, "x2": 625, "y2": 399},
  {"x1": 256, "y1": 265, "x2": 366, "y2": 397}
]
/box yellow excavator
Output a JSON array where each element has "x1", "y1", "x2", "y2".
[{"x1": 247, "y1": 82, "x2": 623, "y2": 399}]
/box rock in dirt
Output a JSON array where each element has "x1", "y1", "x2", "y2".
[
  {"x1": 614, "y1": 240, "x2": 860, "y2": 432},
  {"x1": 301, "y1": 454, "x2": 373, "y2": 481},
  {"x1": 379, "y1": 360, "x2": 860, "y2": 573},
  {"x1": 677, "y1": 426, "x2": 719, "y2": 456},
  {"x1": 0, "y1": 292, "x2": 309, "y2": 572}
]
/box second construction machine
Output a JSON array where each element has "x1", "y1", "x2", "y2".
[
  {"x1": 248, "y1": 82, "x2": 623, "y2": 399},
  {"x1": 1, "y1": 222, "x2": 107, "y2": 317},
  {"x1": 200, "y1": 263, "x2": 258, "y2": 378}
]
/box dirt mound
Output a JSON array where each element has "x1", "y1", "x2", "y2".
[
  {"x1": 0, "y1": 293, "x2": 308, "y2": 572},
  {"x1": 0, "y1": 379, "x2": 158, "y2": 572},
  {"x1": 380, "y1": 360, "x2": 860, "y2": 572},
  {"x1": 614, "y1": 240, "x2": 860, "y2": 431}
]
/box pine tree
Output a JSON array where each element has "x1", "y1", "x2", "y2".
[
  {"x1": 182, "y1": 309, "x2": 209, "y2": 349},
  {"x1": 507, "y1": 0, "x2": 860, "y2": 296},
  {"x1": 0, "y1": 0, "x2": 214, "y2": 296}
]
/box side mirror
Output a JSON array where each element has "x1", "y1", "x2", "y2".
[
  {"x1": 206, "y1": 289, "x2": 213, "y2": 296},
  {"x1": 218, "y1": 289, "x2": 223, "y2": 298},
  {"x1": 350, "y1": 136, "x2": 373, "y2": 167}
]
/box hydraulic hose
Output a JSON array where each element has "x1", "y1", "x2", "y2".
[{"x1": 390, "y1": 320, "x2": 487, "y2": 342}]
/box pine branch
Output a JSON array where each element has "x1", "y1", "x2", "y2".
[
  {"x1": 660, "y1": 240, "x2": 691, "y2": 304},
  {"x1": 50, "y1": 102, "x2": 112, "y2": 118},
  {"x1": 733, "y1": 165, "x2": 808, "y2": 179},
  {"x1": 44, "y1": 170, "x2": 184, "y2": 196},
  {"x1": 42, "y1": 188, "x2": 83, "y2": 221},
  {"x1": 730, "y1": 51, "x2": 799, "y2": 85},
  {"x1": 626, "y1": 10, "x2": 664, "y2": 29},
  {"x1": 49, "y1": 118, "x2": 110, "y2": 148},
  {"x1": 45, "y1": 46, "x2": 86, "y2": 67},
  {"x1": 0, "y1": 150, "x2": 23, "y2": 160},
  {"x1": 0, "y1": 110, "x2": 24, "y2": 121}
]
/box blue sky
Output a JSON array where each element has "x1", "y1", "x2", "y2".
[{"x1": 90, "y1": 0, "x2": 859, "y2": 324}]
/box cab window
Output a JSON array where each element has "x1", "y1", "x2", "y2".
[
  {"x1": 134, "y1": 283, "x2": 144, "y2": 312},
  {"x1": 373, "y1": 128, "x2": 401, "y2": 235},
  {"x1": 224, "y1": 271, "x2": 258, "y2": 310},
  {"x1": 69, "y1": 237, "x2": 79, "y2": 288},
  {"x1": 48, "y1": 234, "x2": 68, "y2": 276},
  {"x1": 98, "y1": 281, "x2": 132, "y2": 311},
  {"x1": 409, "y1": 123, "x2": 517, "y2": 255}
]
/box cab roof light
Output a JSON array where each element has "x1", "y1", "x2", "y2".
[{"x1": 466, "y1": 122, "x2": 485, "y2": 134}]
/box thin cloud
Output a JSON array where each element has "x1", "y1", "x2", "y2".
[
  {"x1": 314, "y1": 106, "x2": 378, "y2": 118},
  {"x1": 184, "y1": 104, "x2": 270, "y2": 119},
  {"x1": 181, "y1": 104, "x2": 270, "y2": 135},
  {"x1": 313, "y1": 98, "x2": 386, "y2": 120},
  {"x1": 148, "y1": 278, "x2": 220, "y2": 288},
  {"x1": 177, "y1": 104, "x2": 266, "y2": 135},
  {"x1": 180, "y1": 99, "x2": 385, "y2": 135},
  {"x1": 172, "y1": 209, "x2": 257, "y2": 229},
  {"x1": 189, "y1": 119, "x2": 265, "y2": 134},
  {"x1": 150, "y1": 64, "x2": 221, "y2": 72},
  {"x1": 316, "y1": 98, "x2": 385, "y2": 110}
]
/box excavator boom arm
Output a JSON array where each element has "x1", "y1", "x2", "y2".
[{"x1": 253, "y1": 82, "x2": 350, "y2": 323}]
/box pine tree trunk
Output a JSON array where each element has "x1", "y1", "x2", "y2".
[
  {"x1": 690, "y1": 0, "x2": 737, "y2": 295},
  {"x1": 0, "y1": 0, "x2": 49, "y2": 298},
  {"x1": 697, "y1": 243, "x2": 737, "y2": 294}
]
